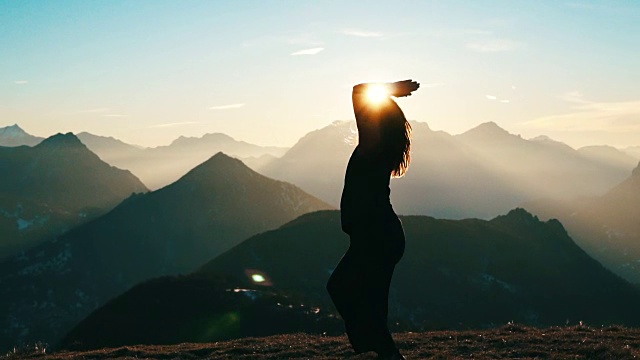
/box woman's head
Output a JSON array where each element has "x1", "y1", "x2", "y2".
[{"x1": 352, "y1": 81, "x2": 418, "y2": 177}]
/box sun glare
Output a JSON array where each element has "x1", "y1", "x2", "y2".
[{"x1": 366, "y1": 84, "x2": 389, "y2": 104}]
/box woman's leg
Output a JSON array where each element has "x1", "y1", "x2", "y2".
[
  {"x1": 357, "y1": 259, "x2": 398, "y2": 355},
  {"x1": 326, "y1": 247, "x2": 372, "y2": 353},
  {"x1": 327, "y1": 221, "x2": 405, "y2": 355},
  {"x1": 360, "y1": 219, "x2": 406, "y2": 356}
]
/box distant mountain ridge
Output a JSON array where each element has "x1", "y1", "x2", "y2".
[
  {"x1": 0, "y1": 133, "x2": 148, "y2": 259},
  {"x1": 0, "y1": 124, "x2": 290, "y2": 190},
  {"x1": 76, "y1": 131, "x2": 289, "y2": 190},
  {"x1": 1, "y1": 133, "x2": 146, "y2": 212},
  {"x1": 4, "y1": 123, "x2": 637, "y2": 204},
  {"x1": 60, "y1": 209, "x2": 640, "y2": 349},
  {"x1": 0, "y1": 153, "x2": 332, "y2": 351},
  {"x1": 525, "y1": 161, "x2": 640, "y2": 284},
  {"x1": 261, "y1": 120, "x2": 636, "y2": 219},
  {"x1": 578, "y1": 145, "x2": 639, "y2": 170},
  {"x1": 0, "y1": 124, "x2": 44, "y2": 147},
  {"x1": 456, "y1": 121, "x2": 633, "y2": 203}
]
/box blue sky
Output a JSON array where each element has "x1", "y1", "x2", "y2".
[{"x1": 1, "y1": 0, "x2": 639, "y2": 148}]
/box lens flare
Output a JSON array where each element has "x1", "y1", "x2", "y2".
[
  {"x1": 366, "y1": 84, "x2": 389, "y2": 104},
  {"x1": 244, "y1": 268, "x2": 273, "y2": 286}
]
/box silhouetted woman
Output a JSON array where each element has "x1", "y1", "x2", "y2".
[{"x1": 327, "y1": 80, "x2": 419, "y2": 360}]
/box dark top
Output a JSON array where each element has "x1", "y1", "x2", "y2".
[{"x1": 340, "y1": 146, "x2": 394, "y2": 234}]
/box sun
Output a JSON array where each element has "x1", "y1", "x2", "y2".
[{"x1": 366, "y1": 84, "x2": 389, "y2": 104}]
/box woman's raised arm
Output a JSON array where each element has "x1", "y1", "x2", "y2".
[
  {"x1": 388, "y1": 80, "x2": 420, "y2": 97},
  {"x1": 352, "y1": 80, "x2": 420, "y2": 98}
]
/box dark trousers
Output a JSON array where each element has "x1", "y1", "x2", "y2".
[{"x1": 326, "y1": 217, "x2": 405, "y2": 355}]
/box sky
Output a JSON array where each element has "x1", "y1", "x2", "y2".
[{"x1": 1, "y1": 0, "x2": 639, "y2": 148}]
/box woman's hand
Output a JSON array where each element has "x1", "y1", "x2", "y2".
[{"x1": 388, "y1": 80, "x2": 420, "y2": 97}]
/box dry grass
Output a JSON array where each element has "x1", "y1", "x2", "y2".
[{"x1": 7, "y1": 325, "x2": 640, "y2": 359}]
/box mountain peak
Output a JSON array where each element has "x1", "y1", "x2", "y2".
[
  {"x1": 207, "y1": 151, "x2": 238, "y2": 163},
  {"x1": 478, "y1": 121, "x2": 506, "y2": 131},
  {"x1": 170, "y1": 132, "x2": 235, "y2": 146},
  {"x1": 501, "y1": 207, "x2": 539, "y2": 223},
  {"x1": 491, "y1": 207, "x2": 546, "y2": 230},
  {"x1": 531, "y1": 135, "x2": 552, "y2": 142},
  {"x1": 178, "y1": 152, "x2": 250, "y2": 183},
  {"x1": 0, "y1": 124, "x2": 44, "y2": 146},
  {"x1": 0, "y1": 124, "x2": 27, "y2": 137},
  {"x1": 633, "y1": 161, "x2": 640, "y2": 177},
  {"x1": 203, "y1": 132, "x2": 234, "y2": 141},
  {"x1": 36, "y1": 132, "x2": 85, "y2": 149},
  {"x1": 463, "y1": 122, "x2": 511, "y2": 137}
]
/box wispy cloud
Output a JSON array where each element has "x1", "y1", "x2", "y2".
[
  {"x1": 290, "y1": 47, "x2": 324, "y2": 56},
  {"x1": 77, "y1": 108, "x2": 110, "y2": 113},
  {"x1": 467, "y1": 39, "x2": 521, "y2": 52},
  {"x1": 209, "y1": 103, "x2": 245, "y2": 110},
  {"x1": 103, "y1": 114, "x2": 128, "y2": 118},
  {"x1": 341, "y1": 28, "x2": 384, "y2": 38},
  {"x1": 559, "y1": 90, "x2": 589, "y2": 104},
  {"x1": 486, "y1": 95, "x2": 510, "y2": 103},
  {"x1": 148, "y1": 121, "x2": 206, "y2": 129},
  {"x1": 14, "y1": 80, "x2": 28, "y2": 85},
  {"x1": 521, "y1": 93, "x2": 640, "y2": 132}
]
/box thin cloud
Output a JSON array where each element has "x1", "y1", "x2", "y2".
[
  {"x1": 341, "y1": 28, "x2": 384, "y2": 38},
  {"x1": 103, "y1": 114, "x2": 128, "y2": 118},
  {"x1": 559, "y1": 90, "x2": 589, "y2": 104},
  {"x1": 291, "y1": 47, "x2": 324, "y2": 56},
  {"x1": 209, "y1": 103, "x2": 245, "y2": 110},
  {"x1": 77, "y1": 108, "x2": 110, "y2": 113},
  {"x1": 521, "y1": 96, "x2": 640, "y2": 133},
  {"x1": 148, "y1": 121, "x2": 206, "y2": 129},
  {"x1": 486, "y1": 95, "x2": 510, "y2": 103},
  {"x1": 14, "y1": 80, "x2": 28, "y2": 85},
  {"x1": 467, "y1": 39, "x2": 521, "y2": 52}
]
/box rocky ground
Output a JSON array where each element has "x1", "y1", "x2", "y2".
[{"x1": 7, "y1": 324, "x2": 640, "y2": 359}]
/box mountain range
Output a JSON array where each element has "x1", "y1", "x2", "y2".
[
  {"x1": 0, "y1": 153, "x2": 331, "y2": 351},
  {"x1": 0, "y1": 125, "x2": 289, "y2": 191},
  {"x1": 59, "y1": 209, "x2": 640, "y2": 350},
  {"x1": 260, "y1": 121, "x2": 637, "y2": 219},
  {"x1": 76, "y1": 132, "x2": 289, "y2": 190},
  {"x1": 525, "y1": 161, "x2": 640, "y2": 284},
  {"x1": 4, "y1": 124, "x2": 639, "y2": 214},
  {"x1": 0, "y1": 133, "x2": 147, "y2": 259}
]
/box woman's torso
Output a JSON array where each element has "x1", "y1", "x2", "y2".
[{"x1": 340, "y1": 146, "x2": 397, "y2": 233}]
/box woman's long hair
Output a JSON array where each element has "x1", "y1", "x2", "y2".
[{"x1": 380, "y1": 99, "x2": 412, "y2": 178}]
